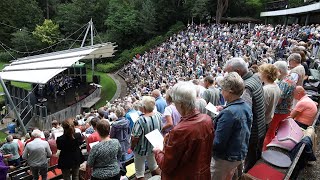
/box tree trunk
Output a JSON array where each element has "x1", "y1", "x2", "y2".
[{"x1": 216, "y1": 0, "x2": 229, "y2": 24}]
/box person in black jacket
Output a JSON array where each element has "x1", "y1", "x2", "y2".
[{"x1": 57, "y1": 118, "x2": 84, "y2": 180}]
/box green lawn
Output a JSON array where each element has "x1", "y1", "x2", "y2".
[
  {"x1": 87, "y1": 70, "x2": 117, "y2": 108},
  {"x1": 0, "y1": 131, "x2": 7, "y2": 143}
]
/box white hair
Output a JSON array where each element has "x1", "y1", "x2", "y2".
[
  {"x1": 225, "y1": 57, "x2": 249, "y2": 73},
  {"x1": 141, "y1": 96, "x2": 156, "y2": 112},
  {"x1": 31, "y1": 129, "x2": 42, "y2": 138},
  {"x1": 273, "y1": 61, "x2": 288, "y2": 74},
  {"x1": 171, "y1": 81, "x2": 196, "y2": 110}
]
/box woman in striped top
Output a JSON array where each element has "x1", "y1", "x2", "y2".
[{"x1": 131, "y1": 96, "x2": 162, "y2": 180}]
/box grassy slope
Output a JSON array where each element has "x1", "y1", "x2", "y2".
[{"x1": 87, "y1": 70, "x2": 117, "y2": 108}]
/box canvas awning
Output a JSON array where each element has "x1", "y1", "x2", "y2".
[{"x1": 0, "y1": 43, "x2": 116, "y2": 84}]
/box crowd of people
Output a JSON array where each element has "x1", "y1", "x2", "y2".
[{"x1": 1, "y1": 22, "x2": 320, "y2": 180}]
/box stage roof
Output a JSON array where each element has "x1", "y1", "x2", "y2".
[
  {"x1": 261, "y1": 2, "x2": 320, "y2": 17},
  {"x1": 0, "y1": 43, "x2": 116, "y2": 84}
]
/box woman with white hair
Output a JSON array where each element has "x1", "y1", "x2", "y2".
[
  {"x1": 211, "y1": 72, "x2": 253, "y2": 180},
  {"x1": 131, "y1": 96, "x2": 162, "y2": 180},
  {"x1": 153, "y1": 81, "x2": 213, "y2": 179}
]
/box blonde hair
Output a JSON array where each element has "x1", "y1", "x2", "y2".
[{"x1": 259, "y1": 64, "x2": 278, "y2": 82}]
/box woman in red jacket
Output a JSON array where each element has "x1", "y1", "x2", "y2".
[{"x1": 153, "y1": 81, "x2": 214, "y2": 180}]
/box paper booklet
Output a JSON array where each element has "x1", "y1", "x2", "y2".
[
  {"x1": 145, "y1": 129, "x2": 164, "y2": 151},
  {"x1": 205, "y1": 102, "x2": 219, "y2": 115}
]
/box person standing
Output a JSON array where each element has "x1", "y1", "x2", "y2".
[
  {"x1": 151, "y1": 89, "x2": 167, "y2": 114},
  {"x1": 202, "y1": 76, "x2": 223, "y2": 119},
  {"x1": 110, "y1": 106, "x2": 130, "y2": 161},
  {"x1": 211, "y1": 72, "x2": 252, "y2": 179},
  {"x1": 57, "y1": 118, "x2": 84, "y2": 180},
  {"x1": 258, "y1": 64, "x2": 281, "y2": 128},
  {"x1": 131, "y1": 96, "x2": 162, "y2": 180},
  {"x1": 288, "y1": 53, "x2": 305, "y2": 87},
  {"x1": 161, "y1": 90, "x2": 181, "y2": 135},
  {"x1": 263, "y1": 61, "x2": 296, "y2": 150},
  {"x1": 88, "y1": 120, "x2": 122, "y2": 180},
  {"x1": 23, "y1": 129, "x2": 52, "y2": 180},
  {"x1": 153, "y1": 82, "x2": 213, "y2": 179},
  {"x1": 0, "y1": 135, "x2": 21, "y2": 166},
  {"x1": 224, "y1": 58, "x2": 266, "y2": 172}
]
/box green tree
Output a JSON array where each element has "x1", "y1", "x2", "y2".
[
  {"x1": 105, "y1": 0, "x2": 140, "y2": 48},
  {"x1": 11, "y1": 28, "x2": 43, "y2": 53},
  {"x1": 0, "y1": 0, "x2": 43, "y2": 46},
  {"x1": 32, "y1": 19, "x2": 61, "y2": 45},
  {"x1": 140, "y1": 0, "x2": 157, "y2": 36},
  {"x1": 192, "y1": 0, "x2": 210, "y2": 23}
]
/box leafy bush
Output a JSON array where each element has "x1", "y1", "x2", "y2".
[
  {"x1": 0, "y1": 51, "x2": 16, "y2": 63},
  {"x1": 97, "y1": 21, "x2": 186, "y2": 73}
]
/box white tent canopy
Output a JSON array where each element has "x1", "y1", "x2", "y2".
[{"x1": 0, "y1": 43, "x2": 116, "y2": 84}]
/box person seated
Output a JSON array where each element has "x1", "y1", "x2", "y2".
[{"x1": 290, "y1": 86, "x2": 318, "y2": 129}]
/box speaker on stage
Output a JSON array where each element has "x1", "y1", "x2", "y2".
[{"x1": 93, "y1": 75, "x2": 100, "y2": 84}]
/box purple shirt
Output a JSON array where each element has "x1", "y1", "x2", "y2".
[
  {"x1": 0, "y1": 153, "x2": 9, "y2": 179},
  {"x1": 162, "y1": 104, "x2": 181, "y2": 134}
]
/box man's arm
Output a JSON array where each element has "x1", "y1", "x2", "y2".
[
  {"x1": 290, "y1": 110, "x2": 300, "y2": 119},
  {"x1": 22, "y1": 146, "x2": 28, "y2": 160},
  {"x1": 46, "y1": 143, "x2": 52, "y2": 157}
]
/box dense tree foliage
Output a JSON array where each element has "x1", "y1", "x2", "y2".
[{"x1": 0, "y1": 0, "x2": 273, "y2": 61}]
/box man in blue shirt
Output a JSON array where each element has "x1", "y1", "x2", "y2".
[
  {"x1": 151, "y1": 89, "x2": 167, "y2": 114},
  {"x1": 125, "y1": 103, "x2": 140, "y2": 130}
]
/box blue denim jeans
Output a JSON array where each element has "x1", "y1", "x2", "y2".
[{"x1": 30, "y1": 165, "x2": 48, "y2": 180}]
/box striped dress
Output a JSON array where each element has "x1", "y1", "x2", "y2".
[{"x1": 132, "y1": 112, "x2": 163, "y2": 156}]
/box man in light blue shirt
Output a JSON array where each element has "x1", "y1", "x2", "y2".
[
  {"x1": 0, "y1": 135, "x2": 20, "y2": 166},
  {"x1": 151, "y1": 89, "x2": 167, "y2": 114}
]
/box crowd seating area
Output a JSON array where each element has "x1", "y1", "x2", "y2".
[{"x1": 2, "y1": 22, "x2": 320, "y2": 179}]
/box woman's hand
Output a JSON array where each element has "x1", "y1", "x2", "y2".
[
  {"x1": 153, "y1": 146, "x2": 161, "y2": 154},
  {"x1": 216, "y1": 106, "x2": 224, "y2": 112}
]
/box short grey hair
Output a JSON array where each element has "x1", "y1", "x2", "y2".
[
  {"x1": 133, "y1": 101, "x2": 142, "y2": 111},
  {"x1": 6, "y1": 135, "x2": 13, "y2": 142},
  {"x1": 220, "y1": 72, "x2": 245, "y2": 96},
  {"x1": 31, "y1": 129, "x2": 42, "y2": 138},
  {"x1": 141, "y1": 96, "x2": 156, "y2": 112},
  {"x1": 115, "y1": 106, "x2": 125, "y2": 117},
  {"x1": 124, "y1": 102, "x2": 133, "y2": 111},
  {"x1": 288, "y1": 53, "x2": 301, "y2": 63},
  {"x1": 224, "y1": 57, "x2": 248, "y2": 74},
  {"x1": 274, "y1": 61, "x2": 288, "y2": 74},
  {"x1": 171, "y1": 81, "x2": 196, "y2": 110}
]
